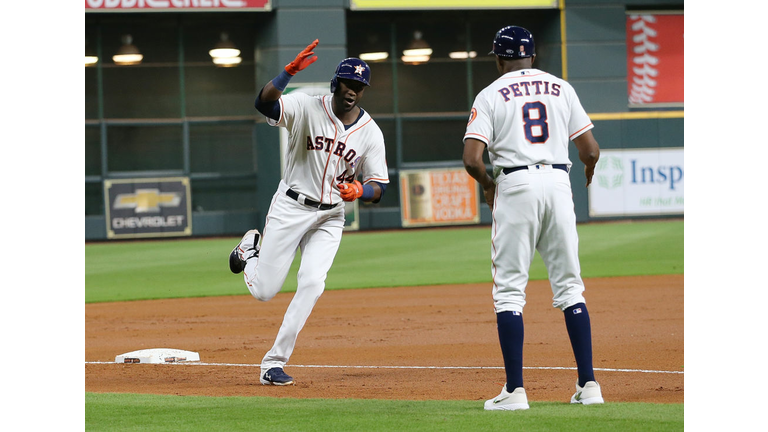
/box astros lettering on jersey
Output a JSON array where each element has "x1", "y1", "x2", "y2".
[{"x1": 269, "y1": 92, "x2": 389, "y2": 204}]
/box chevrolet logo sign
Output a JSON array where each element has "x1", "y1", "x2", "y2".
[{"x1": 113, "y1": 189, "x2": 182, "y2": 213}]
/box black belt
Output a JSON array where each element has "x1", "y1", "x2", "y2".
[
  {"x1": 286, "y1": 188, "x2": 338, "y2": 210},
  {"x1": 503, "y1": 164, "x2": 569, "y2": 175}
]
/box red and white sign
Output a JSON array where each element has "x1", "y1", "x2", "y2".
[
  {"x1": 626, "y1": 13, "x2": 683, "y2": 106},
  {"x1": 85, "y1": 0, "x2": 271, "y2": 11}
]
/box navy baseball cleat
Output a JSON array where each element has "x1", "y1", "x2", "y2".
[
  {"x1": 260, "y1": 367, "x2": 294, "y2": 385},
  {"x1": 229, "y1": 229, "x2": 260, "y2": 274}
]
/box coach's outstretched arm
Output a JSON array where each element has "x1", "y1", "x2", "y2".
[
  {"x1": 256, "y1": 39, "x2": 319, "y2": 118},
  {"x1": 572, "y1": 130, "x2": 600, "y2": 187}
]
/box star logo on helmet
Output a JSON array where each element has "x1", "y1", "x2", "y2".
[{"x1": 354, "y1": 65, "x2": 365, "y2": 75}]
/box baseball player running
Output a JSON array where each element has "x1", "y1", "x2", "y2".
[
  {"x1": 229, "y1": 39, "x2": 389, "y2": 386},
  {"x1": 463, "y1": 26, "x2": 603, "y2": 410}
]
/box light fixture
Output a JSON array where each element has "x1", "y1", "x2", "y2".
[
  {"x1": 209, "y1": 32, "x2": 241, "y2": 67},
  {"x1": 359, "y1": 52, "x2": 389, "y2": 62},
  {"x1": 360, "y1": 34, "x2": 388, "y2": 62},
  {"x1": 402, "y1": 31, "x2": 432, "y2": 65},
  {"x1": 85, "y1": 38, "x2": 98, "y2": 67},
  {"x1": 401, "y1": 54, "x2": 430, "y2": 64},
  {"x1": 213, "y1": 56, "x2": 242, "y2": 67},
  {"x1": 113, "y1": 34, "x2": 143, "y2": 65},
  {"x1": 449, "y1": 51, "x2": 477, "y2": 59}
]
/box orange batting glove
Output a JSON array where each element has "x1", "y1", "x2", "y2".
[
  {"x1": 339, "y1": 180, "x2": 363, "y2": 202},
  {"x1": 285, "y1": 39, "x2": 319, "y2": 75}
]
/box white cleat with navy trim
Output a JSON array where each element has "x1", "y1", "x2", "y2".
[
  {"x1": 484, "y1": 385, "x2": 530, "y2": 411},
  {"x1": 570, "y1": 381, "x2": 604, "y2": 405}
]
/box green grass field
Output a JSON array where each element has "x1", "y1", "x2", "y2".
[
  {"x1": 85, "y1": 219, "x2": 684, "y2": 431},
  {"x1": 86, "y1": 393, "x2": 683, "y2": 431},
  {"x1": 85, "y1": 219, "x2": 683, "y2": 303}
]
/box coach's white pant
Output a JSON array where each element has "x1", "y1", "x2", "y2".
[
  {"x1": 242, "y1": 181, "x2": 345, "y2": 371},
  {"x1": 491, "y1": 164, "x2": 586, "y2": 314}
]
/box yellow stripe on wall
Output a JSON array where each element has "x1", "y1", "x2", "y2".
[
  {"x1": 590, "y1": 111, "x2": 684, "y2": 121},
  {"x1": 560, "y1": 0, "x2": 568, "y2": 81}
]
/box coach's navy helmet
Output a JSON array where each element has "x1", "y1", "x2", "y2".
[
  {"x1": 330, "y1": 58, "x2": 371, "y2": 93},
  {"x1": 490, "y1": 26, "x2": 535, "y2": 59}
]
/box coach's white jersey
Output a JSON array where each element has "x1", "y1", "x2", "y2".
[
  {"x1": 464, "y1": 68, "x2": 593, "y2": 169},
  {"x1": 267, "y1": 92, "x2": 389, "y2": 205}
]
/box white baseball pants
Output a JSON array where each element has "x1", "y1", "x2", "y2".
[
  {"x1": 491, "y1": 164, "x2": 586, "y2": 313},
  {"x1": 242, "y1": 180, "x2": 345, "y2": 371}
]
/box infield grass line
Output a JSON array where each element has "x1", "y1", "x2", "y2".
[
  {"x1": 84, "y1": 361, "x2": 683, "y2": 375},
  {"x1": 85, "y1": 220, "x2": 683, "y2": 303}
]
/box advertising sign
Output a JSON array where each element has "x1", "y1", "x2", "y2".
[
  {"x1": 589, "y1": 148, "x2": 683, "y2": 217},
  {"x1": 85, "y1": 0, "x2": 271, "y2": 12},
  {"x1": 104, "y1": 177, "x2": 192, "y2": 239},
  {"x1": 399, "y1": 168, "x2": 480, "y2": 227},
  {"x1": 351, "y1": 0, "x2": 557, "y2": 9},
  {"x1": 627, "y1": 12, "x2": 684, "y2": 107}
]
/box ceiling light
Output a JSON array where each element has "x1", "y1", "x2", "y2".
[
  {"x1": 449, "y1": 51, "x2": 477, "y2": 59},
  {"x1": 359, "y1": 52, "x2": 389, "y2": 62},
  {"x1": 85, "y1": 38, "x2": 98, "y2": 67},
  {"x1": 113, "y1": 34, "x2": 143, "y2": 65},
  {"x1": 401, "y1": 55, "x2": 430, "y2": 65},
  {"x1": 209, "y1": 32, "x2": 241, "y2": 60},
  {"x1": 403, "y1": 31, "x2": 432, "y2": 57},
  {"x1": 403, "y1": 47, "x2": 432, "y2": 56},
  {"x1": 213, "y1": 56, "x2": 242, "y2": 67}
]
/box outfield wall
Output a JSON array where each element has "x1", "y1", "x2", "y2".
[{"x1": 85, "y1": 0, "x2": 683, "y2": 240}]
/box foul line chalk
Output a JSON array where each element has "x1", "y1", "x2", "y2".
[{"x1": 85, "y1": 361, "x2": 682, "y2": 375}]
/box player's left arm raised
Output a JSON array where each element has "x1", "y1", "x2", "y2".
[{"x1": 255, "y1": 39, "x2": 319, "y2": 120}]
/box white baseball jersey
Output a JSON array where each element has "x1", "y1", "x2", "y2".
[
  {"x1": 464, "y1": 68, "x2": 593, "y2": 169},
  {"x1": 240, "y1": 91, "x2": 390, "y2": 374},
  {"x1": 268, "y1": 92, "x2": 390, "y2": 204},
  {"x1": 464, "y1": 67, "x2": 594, "y2": 314}
]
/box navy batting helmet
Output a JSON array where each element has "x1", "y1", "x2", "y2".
[
  {"x1": 330, "y1": 58, "x2": 371, "y2": 93},
  {"x1": 489, "y1": 26, "x2": 535, "y2": 59}
]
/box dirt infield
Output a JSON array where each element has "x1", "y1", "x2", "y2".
[{"x1": 85, "y1": 275, "x2": 683, "y2": 404}]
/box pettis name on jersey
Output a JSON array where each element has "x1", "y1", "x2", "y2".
[{"x1": 498, "y1": 81, "x2": 561, "y2": 101}]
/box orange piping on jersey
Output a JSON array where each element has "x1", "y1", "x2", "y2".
[
  {"x1": 347, "y1": 117, "x2": 372, "y2": 136},
  {"x1": 330, "y1": 154, "x2": 345, "y2": 200},
  {"x1": 363, "y1": 177, "x2": 389, "y2": 184},
  {"x1": 464, "y1": 132, "x2": 489, "y2": 143},
  {"x1": 569, "y1": 123, "x2": 593, "y2": 140},
  {"x1": 319, "y1": 95, "x2": 339, "y2": 204}
]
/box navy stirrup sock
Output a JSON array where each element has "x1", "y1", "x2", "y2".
[
  {"x1": 564, "y1": 303, "x2": 595, "y2": 387},
  {"x1": 496, "y1": 311, "x2": 524, "y2": 393}
]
